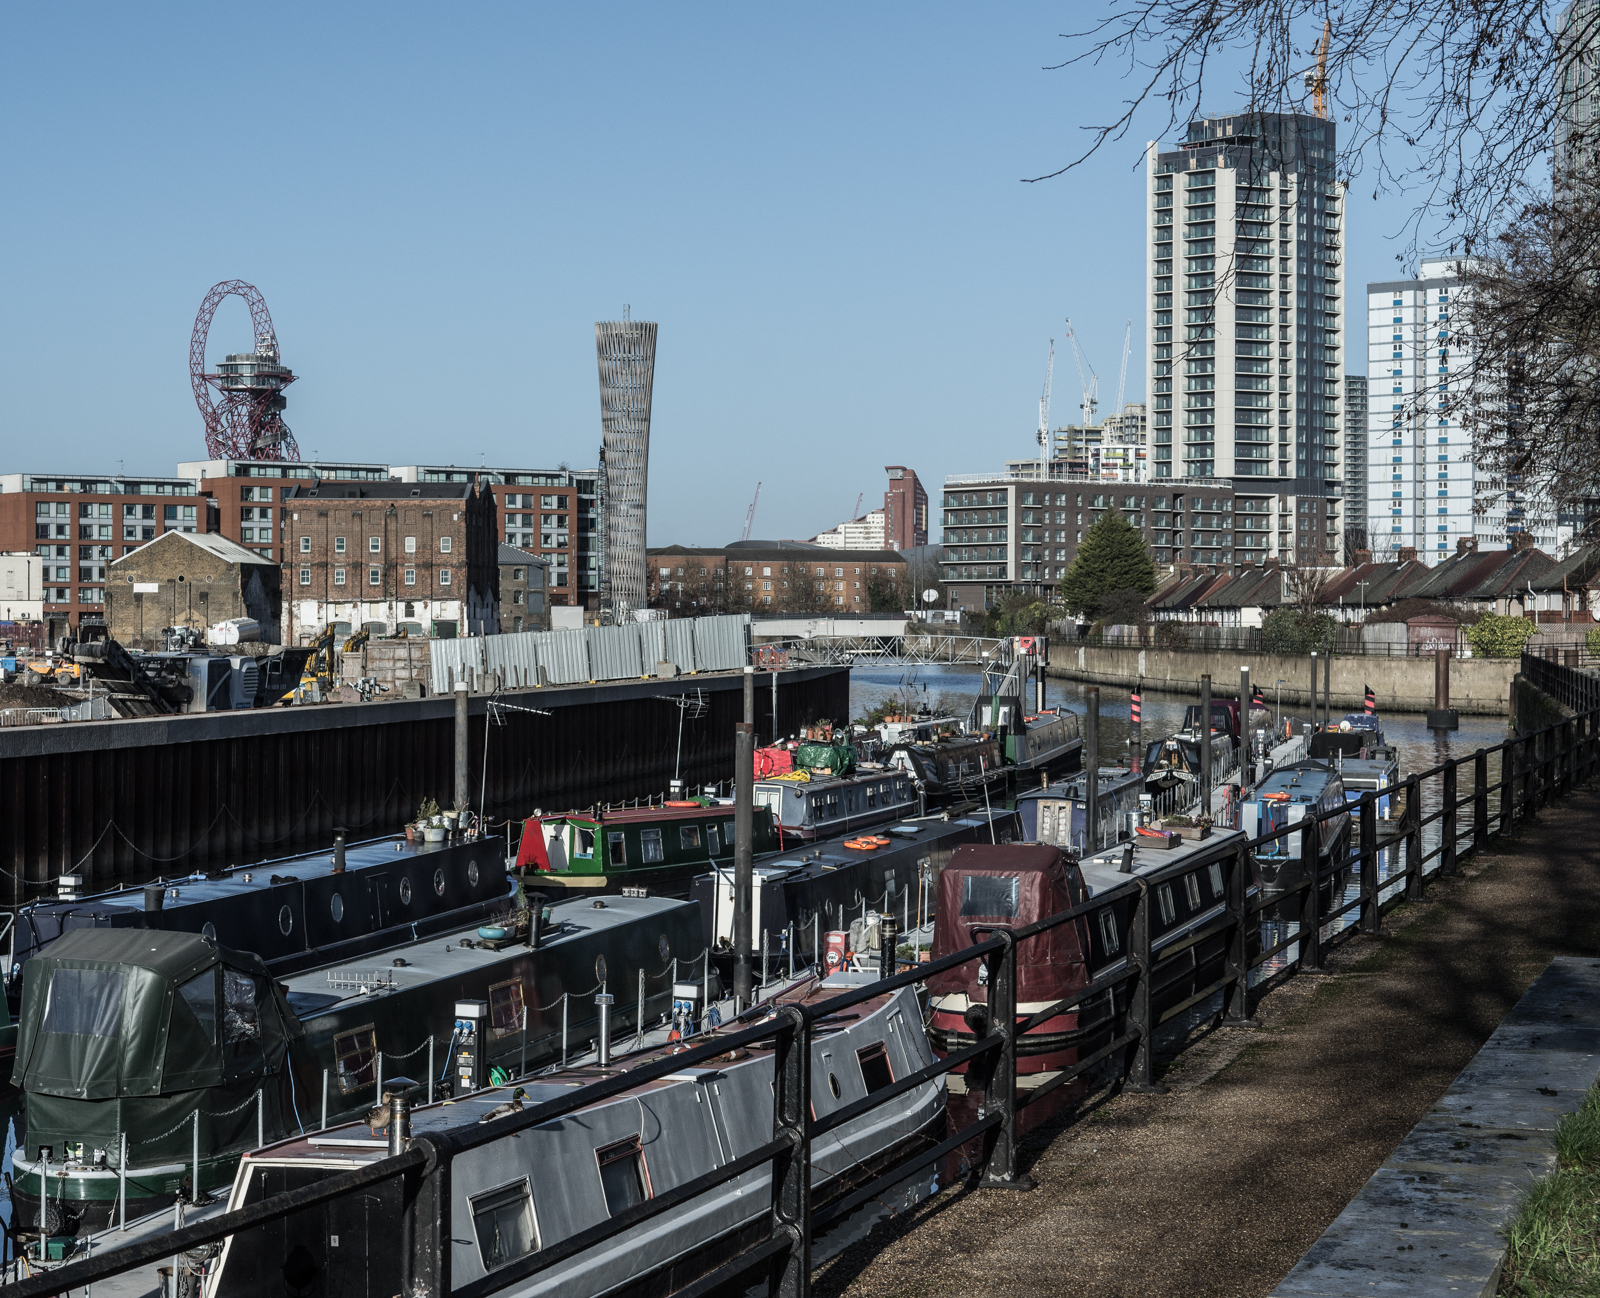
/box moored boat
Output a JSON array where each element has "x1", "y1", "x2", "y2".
[
  {"x1": 752, "y1": 767, "x2": 919, "y2": 843},
  {"x1": 1015, "y1": 767, "x2": 1147, "y2": 854},
  {"x1": 1143, "y1": 727, "x2": 1235, "y2": 794},
  {"x1": 1240, "y1": 761, "x2": 1352, "y2": 922}
]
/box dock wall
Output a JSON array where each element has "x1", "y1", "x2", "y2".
[
  {"x1": 1047, "y1": 645, "x2": 1516, "y2": 715},
  {"x1": 0, "y1": 665, "x2": 849, "y2": 898}
]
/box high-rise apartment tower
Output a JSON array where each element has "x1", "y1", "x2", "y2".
[
  {"x1": 595, "y1": 318, "x2": 657, "y2": 619},
  {"x1": 1343, "y1": 375, "x2": 1368, "y2": 555}
]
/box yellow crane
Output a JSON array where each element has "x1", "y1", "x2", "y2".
[{"x1": 1305, "y1": 20, "x2": 1331, "y2": 119}]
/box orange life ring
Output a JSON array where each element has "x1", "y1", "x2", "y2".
[{"x1": 665, "y1": 801, "x2": 700, "y2": 807}]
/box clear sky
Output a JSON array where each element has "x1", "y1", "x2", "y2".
[{"x1": 0, "y1": 4, "x2": 1418, "y2": 544}]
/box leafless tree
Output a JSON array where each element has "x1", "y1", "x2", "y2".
[{"x1": 1282, "y1": 558, "x2": 1338, "y2": 614}]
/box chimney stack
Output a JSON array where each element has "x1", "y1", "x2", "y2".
[
  {"x1": 1354, "y1": 549, "x2": 1372, "y2": 565},
  {"x1": 1512, "y1": 530, "x2": 1535, "y2": 552},
  {"x1": 1398, "y1": 547, "x2": 1418, "y2": 563}
]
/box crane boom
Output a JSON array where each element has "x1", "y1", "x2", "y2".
[
  {"x1": 1063, "y1": 319, "x2": 1099, "y2": 430},
  {"x1": 1114, "y1": 319, "x2": 1132, "y2": 417},
  {"x1": 741, "y1": 481, "x2": 762, "y2": 542},
  {"x1": 1305, "y1": 20, "x2": 1331, "y2": 118},
  {"x1": 1036, "y1": 339, "x2": 1055, "y2": 450},
  {"x1": 853, "y1": 492, "x2": 864, "y2": 520}
]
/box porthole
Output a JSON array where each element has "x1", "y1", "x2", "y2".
[
  {"x1": 658, "y1": 934, "x2": 671, "y2": 963},
  {"x1": 467, "y1": 860, "x2": 480, "y2": 888},
  {"x1": 278, "y1": 906, "x2": 293, "y2": 937},
  {"x1": 399, "y1": 877, "x2": 413, "y2": 906},
  {"x1": 828, "y1": 1073, "x2": 841, "y2": 1099},
  {"x1": 434, "y1": 868, "x2": 446, "y2": 897},
  {"x1": 595, "y1": 954, "x2": 608, "y2": 986},
  {"x1": 201, "y1": 922, "x2": 216, "y2": 942},
  {"x1": 330, "y1": 894, "x2": 345, "y2": 923}
]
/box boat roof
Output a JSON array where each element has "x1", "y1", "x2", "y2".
[
  {"x1": 1075, "y1": 825, "x2": 1245, "y2": 896},
  {"x1": 1019, "y1": 767, "x2": 1144, "y2": 801},
  {"x1": 705, "y1": 810, "x2": 1015, "y2": 884},
  {"x1": 278, "y1": 894, "x2": 692, "y2": 1020},
  {"x1": 1250, "y1": 762, "x2": 1342, "y2": 800},
  {"x1": 551, "y1": 804, "x2": 736, "y2": 826}
]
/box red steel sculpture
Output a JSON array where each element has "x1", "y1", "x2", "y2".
[{"x1": 190, "y1": 280, "x2": 299, "y2": 461}]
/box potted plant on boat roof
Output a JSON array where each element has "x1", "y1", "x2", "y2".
[{"x1": 416, "y1": 796, "x2": 444, "y2": 842}]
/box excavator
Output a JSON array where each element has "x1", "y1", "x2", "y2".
[{"x1": 279, "y1": 626, "x2": 370, "y2": 704}]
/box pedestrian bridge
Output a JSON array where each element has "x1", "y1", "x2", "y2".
[{"x1": 753, "y1": 632, "x2": 1011, "y2": 668}]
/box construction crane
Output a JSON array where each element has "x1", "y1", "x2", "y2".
[
  {"x1": 1036, "y1": 339, "x2": 1055, "y2": 451},
  {"x1": 1063, "y1": 320, "x2": 1099, "y2": 429},
  {"x1": 1113, "y1": 320, "x2": 1132, "y2": 418},
  {"x1": 1304, "y1": 20, "x2": 1331, "y2": 118},
  {"x1": 741, "y1": 482, "x2": 763, "y2": 542},
  {"x1": 852, "y1": 492, "x2": 864, "y2": 520}
]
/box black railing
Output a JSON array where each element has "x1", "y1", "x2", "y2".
[{"x1": 10, "y1": 654, "x2": 1600, "y2": 1298}]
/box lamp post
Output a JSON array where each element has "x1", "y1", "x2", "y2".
[{"x1": 1356, "y1": 580, "x2": 1370, "y2": 621}]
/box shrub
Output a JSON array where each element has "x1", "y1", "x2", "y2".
[
  {"x1": 1585, "y1": 625, "x2": 1600, "y2": 656},
  {"x1": 1465, "y1": 612, "x2": 1539, "y2": 659},
  {"x1": 1261, "y1": 607, "x2": 1338, "y2": 655}
]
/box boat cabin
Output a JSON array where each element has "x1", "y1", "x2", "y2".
[
  {"x1": 752, "y1": 769, "x2": 917, "y2": 842},
  {"x1": 515, "y1": 803, "x2": 778, "y2": 892},
  {"x1": 1017, "y1": 767, "x2": 1147, "y2": 854}
]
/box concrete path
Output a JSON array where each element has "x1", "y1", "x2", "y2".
[{"x1": 813, "y1": 785, "x2": 1600, "y2": 1298}]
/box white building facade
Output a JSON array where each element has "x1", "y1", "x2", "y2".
[{"x1": 812, "y1": 509, "x2": 886, "y2": 550}]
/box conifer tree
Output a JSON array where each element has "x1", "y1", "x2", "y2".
[{"x1": 1057, "y1": 511, "x2": 1157, "y2": 620}]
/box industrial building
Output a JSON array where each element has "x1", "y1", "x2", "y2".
[
  {"x1": 106, "y1": 531, "x2": 282, "y2": 650},
  {"x1": 648, "y1": 541, "x2": 907, "y2": 616},
  {"x1": 498, "y1": 543, "x2": 549, "y2": 634}
]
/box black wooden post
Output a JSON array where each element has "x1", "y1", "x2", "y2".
[
  {"x1": 768, "y1": 1004, "x2": 812, "y2": 1298},
  {"x1": 1297, "y1": 817, "x2": 1323, "y2": 972},
  {"x1": 401, "y1": 1138, "x2": 451, "y2": 1298},
  {"x1": 978, "y1": 931, "x2": 1032, "y2": 1188},
  {"x1": 1223, "y1": 842, "x2": 1257, "y2": 1025},
  {"x1": 1473, "y1": 749, "x2": 1489, "y2": 853},
  {"x1": 1501, "y1": 740, "x2": 1515, "y2": 832},
  {"x1": 1404, "y1": 775, "x2": 1424, "y2": 902},
  {"x1": 1359, "y1": 790, "x2": 1379, "y2": 935},
  {"x1": 1125, "y1": 883, "x2": 1163, "y2": 1093},
  {"x1": 1441, "y1": 761, "x2": 1459, "y2": 876}
]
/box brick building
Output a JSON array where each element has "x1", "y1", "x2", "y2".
[
  {"x1": 107, "y1": 531, "x2": 282, "y2": 649},
  {"x1": 884, "y1": 466, "x2": 929, "y2": 551},
  {"x1": 648, "y1": 540, "x2": 909, "y2": 615},
  {"x1": 280, "y1": 482, "x2": 498, "y2": 643},
  {"x1": 0, "y1": 472, "x2": 203, "y2": 638},
  {"x1": 498, "y1": 543, "x2": 549, "y2": 633},
  {"x1": 178, "y1": 458, "x2": 393, "y2": 564}
]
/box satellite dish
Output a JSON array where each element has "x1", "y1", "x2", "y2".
[{"x1": 921, "y1": 588, "x2": 939, "y2": 605}]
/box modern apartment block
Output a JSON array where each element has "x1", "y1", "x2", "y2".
[
  {"x1": 1364, "y1": 259, "x2": 1557, "y2": 557},
  {"x1": 812, "y1": 509, "x2": 886, "y2": 550},
  {"x1": 1050, "y1": 405, "x2": 1150, "y2": 480},
  {"x1": 1344, "y1": 375, "x2": 1368, "y2": 554},
  {"x1": 883, "y1": 466, "x2": 929, "y2": 550},
  {"x1": 1147, "y1": 110, "x2": 1345, "y2": 564},
  {"x1": 940, "y1": 467, "x2": 1236, "y2": 613},
  {"x1": 1560, "y1": 0, "x2": 1600, "y2": 185}
]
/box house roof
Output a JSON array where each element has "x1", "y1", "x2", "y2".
[
  {"x1": 110, "y1": 530, "x2": 275, "y2": 568},
  {"x1": 1531, "y1": 543, "x2": 1600, "y2": 592},
  {"x1": 498, "y1": 543, "x2": 547, "y2": 567}
]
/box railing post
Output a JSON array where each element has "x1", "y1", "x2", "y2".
[
  {"x1": 1125, "y1": 883, "x2": 1165, "y2": 1094},
  {"x1": 1359, "y1": 790, "x2": 1379, "y2": 935},
  {"x1": 400, "y1": 1137, "x2": 451, "y2": 1298},
  {"x1": 1297, "y1": 817, "x2": 1323, "y2": 972},
  {"x1": 1441, "y1": 761, "x2": 1458, "y2": 876},
  {"x1": 1223, "y1": 842, "x2": 1258, "y2": 1026},
  {"x1": 1404, "y1": 776, "x2": 1423, "y2": 901},
  {"x1": 768, "y1": 1004, "x2": 812, "y2": 1298},
  {"x1": 1561, "y1": 720, "x2": 1574, "y2": 796},
  {"x1": 1473, "y1": 748, "x2": 1489, "y2": 852},
  {"x1": 1500, "y1": 741, "x2": 1515, "y2": 832},
  {"x1": 977, "y1": 930, "x2": 1033, "y2": 1187}
]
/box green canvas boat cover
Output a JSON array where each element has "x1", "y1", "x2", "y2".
[{"x1": 794, "y1": 742, "x2": 855, "y2": 777}]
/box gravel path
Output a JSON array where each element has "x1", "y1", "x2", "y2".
[{"x1": 813, "y1": 793, "x2": 1600, "y2": 1298}]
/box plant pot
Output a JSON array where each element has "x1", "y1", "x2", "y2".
[
  {"x1": 424, "y1": 826, "x2": 446, "y2": 843},
  {"x1": 404, "y1": 824, "x2": 417, "y2": 843}
]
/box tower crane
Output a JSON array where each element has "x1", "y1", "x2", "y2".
[
  {"x1": 1063, "y1": 319, "x2": 1099, "y2": 430},
  {"x1": 853, "y1": 492, "x2": 864, "y2": 520},
  {"x1": 1304, "y1": 20, "x2": 1331, "y2": 118},
  {"x1": 1113, "y1": 320, "x2": 1132, "y2": 418},
  {"x1": 1036, "y1": 339, "x2": 1054, "y2": 451},
  {"x1": 741, "y1": 482, "x2": 762, "y2": 542}
]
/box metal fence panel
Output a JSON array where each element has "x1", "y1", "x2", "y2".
[
  {"x1": 589, "y1": 624, "x2": 645, "y2": 680},
  {"x1": 663, "y1": 619, "x2": 697, "y2": 672},
  {"x1": 535, "y1": 629, "x2": 590, "y2": 684},
  {"x1": 639, "y1": 621, "x2": 668, "y2": 671},
  {"x1": 694, "y1": 614, "x2": 751, "y2": 672}
]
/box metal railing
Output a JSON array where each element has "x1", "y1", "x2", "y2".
[{"x1": 13, "y1": 651, "x2": 1600, "y2": 1298}]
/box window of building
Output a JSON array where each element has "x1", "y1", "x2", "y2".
[
  {"x1": 299, "y1": 568, "x2": 311, "y2": 586},
  {"x1": 439, "y1": 568, "x2": 452, "y2": 586},
  {"x1": 369, "y1": 536, "x2": 381, "y2": 553},
  {"x1": 405, "y1": 536, "x2": 417, "y2": 553},
  {"x1": 334, "y1": 536, "x2": 346, "y2": 554},
  {"x1": 404, "y1": 568, "x2": 416, "y2": 586},
  {"x1": 299, "y1": 536, "x2": 311, "y2": 553},
  {"x1": 512, "y1": 589, "x2": 524, "y2": 604},
  {"x1": 334, "y1": 568, "x2": 346, "y2": 586},
  {"x1": 369, "y1": 567, "x2": 380, "y2": 586},
  {"x1": 440, "y1": 536, "x2": 453, "y2": 553}
]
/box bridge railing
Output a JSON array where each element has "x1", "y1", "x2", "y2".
[
  {"x1": 751, "y1": 633, "x2": 1012, "y2": 668},
  {"x1": 18, "y1": 658, "x2": 1600, "y2": 1298}
]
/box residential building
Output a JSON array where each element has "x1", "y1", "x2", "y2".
[
  {"x1": 280, "y1": 481, "x2": 498, "y2": 643},
  {"x1": 106, "y1": 531, "x2": 282, "y2": 650},
  {"x1": 940, "y1": 466, "x2": 1235, "y2": 613},
  {"x1": 392, "y1": 464, "x2": 602, "y2": 609},
  {"x1": 1559, "y1": 0, "x2": 1600, "y2": 187},
  {"x1": 1048, "y1": 405, "x2": 1151, "y2": 479},
  {"x1": 883, "y1": 466, "x2": 929, "y2": 550},
  {"x1": 647, "y1": 541, "x2": 907, "y2": 616},
  {"x1": 498, "y1": 544, "x2": 549, "y2": 634},
  {"x1": 812, "y1": 509, "x2": 886, "y2": 550},
  {"x1": 1343, "y1": 375, "x2": 1368, "y2": 555},
  {"x1": 1147, "y1": 110, "x2": 1345, "y2": 563},
  {"x1": 0, "y1": 472, "x2": 204, "y2": 637},
  {"x1": 0, "y1": 553, "x2": 44, "y2": 623},
  {"x1": 179, "y1": 458, "x2": 392, "y2": 565}
]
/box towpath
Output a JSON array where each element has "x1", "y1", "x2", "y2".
[{"x1": 814, "y1": 784, "x2": 1600, "y2": 1298}]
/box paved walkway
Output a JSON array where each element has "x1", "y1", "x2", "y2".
[{"x1": 813, "y1": 786, "x2": 1600, "y2": 1298}]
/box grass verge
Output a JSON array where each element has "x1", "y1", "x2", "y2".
[{"x1": 1500, "y1": 1086, "x2": 1600, "y2": 1296}]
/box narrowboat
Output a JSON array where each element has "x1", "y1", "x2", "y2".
[
  {"x1": 967, "y1": 636, "x2": 1082, "y2": 779},
  {"x1": 752, "y1": 768, "x2": 919, "y2": 842},
  {"x1": 1309, "y1": 712, "x2": 1396, "y2": 762},
  {"x1": 203, "y1": 978, "x2": 943, "y2": 1298},
  {"x1": 10, "y1": 832, "x2": 513, "y2": 982},
  {"x1": 1337, "y1": 752, "x2": 1401, "y2": 820},
  {"x1": 9, "y1": 893, "x2": 706, "y2": 1236},
  {"x1": 1143, "y1": 726, "x2": 1236, "y2": 795},
  {"x1": 1240, "y1": 762, "x2": 1352, "y2": 922},
  {"x1": 1015, "y1": 767, "x2": 1148, "y2": 855},
  {"x1": 514, "y1": 801, "x2": 779, "y2": 897},
  {"x1": 884, "y1": 731, "x2": 1006, "y2": 807}
]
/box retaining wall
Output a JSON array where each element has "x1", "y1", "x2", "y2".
[{"x1": 1047, "y1": 644, "x2": 1516, "y2": 715}]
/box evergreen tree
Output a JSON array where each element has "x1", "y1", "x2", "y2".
[{"x1": 1057, "y1": 511, "x2": 1157, "y2": 620}]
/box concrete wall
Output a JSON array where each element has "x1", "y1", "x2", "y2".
[{"x1": 1047, "y1": 644, "x2": 1516, "y2": 715}]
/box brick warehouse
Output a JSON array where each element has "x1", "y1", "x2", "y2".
[
  {"x1": 281, "y1": 481, "x2": 499, "y2": 643},
  {"x1": 647, "y1": 540, "x2": 909, "y2": 615},
  {"x1": 107, "y1": 531, "x2": 282, "y2": 649}
]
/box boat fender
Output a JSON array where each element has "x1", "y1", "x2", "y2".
[
  {"x1": 963, "y1": 1004, "x2": 988, "y2": 1036},
  {"x1": 665, "y1": 800, "x2": 699, "y2": 807}
]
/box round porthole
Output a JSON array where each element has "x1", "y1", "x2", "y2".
[
  {"x1": 399, "y1": 877, "x2": 412, "y2": 906},
  {"x1": 595, "y1": 954, "x2": 608, "y2": 985},
  {"x1": 467, "y1": 860, "x2": 480, "y2": 888},
  {"x1": 658, "y1": 934, "x2": 671, "y2": 962},
  {"x1": 434, "y1": 868, "x2": 446, "y2": 897},
  {"x1": 201, "y1": 922, "x2": 216, "y2": 942},
  {"x1": 330, "y1": 894, "x2": 344, "y2": 923},
  {"x1": 828, "y1": 1073, "x2": 841, "y2": 1099},
  {"x1": 278, "y1": 906, "x2": 293, "y2": 937}
]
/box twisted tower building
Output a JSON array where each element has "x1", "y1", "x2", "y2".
[{"x1": 595, "y1": 317, "x2": 658, "y2": 619}]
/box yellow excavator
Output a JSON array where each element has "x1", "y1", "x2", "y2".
[{"x1": 279, "y1": 626, "x2": 371, "y2": 704}]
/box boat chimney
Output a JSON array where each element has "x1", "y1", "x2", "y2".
[
  {"x1": 384, "y1": 1078, "x2": 417, "y2": 1156},
  {"x1": 669, "y1": 778, "x2": 684, "y2": 800},
  {"x1": 1119, "y1": 842, "x2": 1135, "y2": 874},
  {"x1": 1085, "y1": 687, "x2": 1100, "y2": 852},
  {"x1": 1199, "y1": 673, "x2": 1213, "y2": 809},
  {"x1": 143, "y1": 884, "x2": 165, "y2": 914},
  {"x1": 595, "y1": 992, "x2": 615, "y2": 1066},
  {"x1": 528, "y1": 895, "x2": 548, "y2": 950},
  {"x1": 879, "y1": 915, "x2": 899, "y2": 979},
  {"x1": 332, "y1": 827, "x2": 347, "y2": 874}
]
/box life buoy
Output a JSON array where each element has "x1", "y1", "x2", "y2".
[{"x1": 665, "y1": 801, "x2": 699, "y2": 807}]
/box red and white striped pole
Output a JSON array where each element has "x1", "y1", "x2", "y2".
[{"x1": 1130, "y1": 679, "x2": 1142, "y2": 773}]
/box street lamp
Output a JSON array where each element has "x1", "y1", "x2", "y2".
[
  {"x1": 1275, "y1": 678, "x2": 1284, "y2": 738},
  {"x1": 1356, "y1": 580, "x2": 1371, "y2": 621}
]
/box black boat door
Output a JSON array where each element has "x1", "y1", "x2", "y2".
[{"x1": 364, "y1": 875, "x2": 390, "y2": 930}]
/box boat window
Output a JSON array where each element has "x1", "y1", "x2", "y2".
[
  {"x1": 596, "y1": 1136, "x2": 650, "y2": 1216},
  {"x1": 1098, "y1": 909, "x2": 1121, "y2": 955},
  {"x1": 707, "y1": 823, "x2": 721, "y2": 854},
  {"x1": 399, "y1": 877, "x2": 413, "y2": 906},
  {"x1": 177, "y1": 972, "x2": 216, "y2": 1045},
  {"x1": 468, "y1": 860, "x2": 481, "y2": 887},
  {"x1": 433, "y1": 868, "x2": 446, "y2": 896},
  {"x1": 640, "y1": 829, "x2": 664, "y2": 863},
  {"x1": 1208, "y1": 863, "x2": 1225, "y2": 898},
  {"x1": 1157, "y1": 884, "x2": 1176, "y2": 924},
  {"x1": 334, "y1": 1024, "x2": 378, "y2": 1093},
  {"x1": 471, "y1": 1178, "x2": 539, "y2": 1271},
  {"x1": 223, "y1": 971, "x2": 260, "y2": 1042},
  {"x1": 857, "y1": 1041, "x2": 894, "y2": 1095},
  {"x1": 1184, "y1": 874, "x2": 1202, "y2": 909},
  {"x1": 489, "y1": 979, "x2": 525, "y2": 1039},
  {"x1": 278, "y1": 905, "x2": 294, "y2": 937},
  {"x1": 330, "y1": 894, "x2": 344, "y2": 923},
  {"x1": 574, "y1": 827, "x2": 596, "y2": 859},
  {"x1": 680, "y1": 825, "x2": 701, "y2": 850},
  {"x1": 608, "y1": 832, "x2": 627, "y2": 865},
  {"x1": 959, "y1": 874, "x2": 1019, "y2": 918},
  {"x1": 43, "y1": 968, "x2": 124, "y2": 1038},
  {"x1": 865, "y1": 787, "x2": 877, "y2": 808}
]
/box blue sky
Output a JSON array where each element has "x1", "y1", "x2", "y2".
[{"x1": 0, "y1": 4, "x2": 1419, "y2": 544}]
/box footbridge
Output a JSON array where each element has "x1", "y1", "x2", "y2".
[{"x1": 752, "y1": 631, "x2": 1011, "y2": 668}]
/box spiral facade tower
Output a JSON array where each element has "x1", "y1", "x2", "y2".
[{"x1": 595, "y1": 318, "x2": 657, "y2": 620}]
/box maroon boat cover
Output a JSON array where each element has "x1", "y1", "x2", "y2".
[{"x1": 928, "y1": 843, "x2": 1092, "y2": 1006}]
